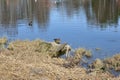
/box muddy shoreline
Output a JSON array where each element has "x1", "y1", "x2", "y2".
[{"x1": 0, "y1": 38, "x2": 120, "y2": 80}]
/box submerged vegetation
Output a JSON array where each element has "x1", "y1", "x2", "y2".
[
  {"x1": 89, "y1": 54, "x2": 120, "y2": 73},
  {"x1": 0, "y1": 37, "x2": 7, "y2": 49},
  {"x1": 104, "y1": 54, "x2": 120, "y2": 71},
  {"x1": 0, "y1": 38, "x2": 119, "y2": 79}
]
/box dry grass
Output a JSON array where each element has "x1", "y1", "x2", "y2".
[
  {"x1": 104, "y1": 54, "x2": 120, "y2": 71},
  {"x1": 89, "y1": 58, "x2": 104, "y2": 70},
  {"x1": 0, "y1": 37, "x2": 7, "y2": 44},
  {"x1": 0, "y1": 49, "x2": 87, "y2": 80},
  {"x1": 0, "y1": 37, "x2": 7, "y2": 49},
  {"x1": 0, "y1": 38, "x2": 119, "y2": 80}
]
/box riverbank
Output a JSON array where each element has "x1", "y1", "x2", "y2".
[{"x1": 0, "y1": 38, "x2": 120, "y2": 80}]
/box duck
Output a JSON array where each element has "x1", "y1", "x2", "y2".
[
  {"x1": 54, "y1": 38, "x2": 61, "y2": 44},
  {"x1": 28, "y1": 21, "x2": 32, "y2": 26}
]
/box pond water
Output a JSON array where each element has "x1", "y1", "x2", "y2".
[{"x1": 0, "y1": 0, "x2": 120, "y2": 61}]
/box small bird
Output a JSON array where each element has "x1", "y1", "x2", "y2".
[
  {"x1": 54, "y1": 38, "x2": 61, "y2": 44},
  {"x1": 28, "y1": 21, "x2": 32, "y2": 26}
]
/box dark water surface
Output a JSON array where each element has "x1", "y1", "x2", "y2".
[{"x1": 0, "y1": 0, "x2": 120, "y2": 60}]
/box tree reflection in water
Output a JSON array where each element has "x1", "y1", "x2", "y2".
[
  {"x1": 83, "y1": 0, "x2": 120, "y2": 28},
  {"x1": 0, "y1": 0, "x2": 120, "y2": 39}
]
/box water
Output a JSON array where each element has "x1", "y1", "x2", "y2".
[{"x1": 0, "y1": 0, "x2": 120, "y2": 61}]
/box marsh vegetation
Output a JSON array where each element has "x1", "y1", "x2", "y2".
[
  {"x1": 0, "y1": 0, "x2": 120, "y2": 79},
  {"x1": 0, "y1": 38, "x2": 119, "y2": 79}
]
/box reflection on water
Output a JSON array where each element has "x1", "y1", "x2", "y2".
[
  {"x1": 1, "y1": 0, "x2": 120, "y2": 27},
  {"x1": 84, "y1": 0, "x2": 120, "y2": 27},
  {"x1": 0, "y1": 0, "x2": 120, "y2": 60}
]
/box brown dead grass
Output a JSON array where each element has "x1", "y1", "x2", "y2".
[
  {"x1": 104, "y1": 54, "x2": 120, "y2": 71},
  {"x1": 0, "y1": 39, "x2": 119, "y2": 80},
  {"x1": 0, "y1": 37, "x2": 7, "y2": 44}
]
